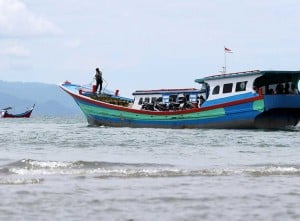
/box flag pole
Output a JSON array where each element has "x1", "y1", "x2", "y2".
[
  {"x1": 224, "y1": 46, "x2": 227, "y2": 74},
  {"x1": 224, "y1": 46, "x2": 232, "y2": 73}
]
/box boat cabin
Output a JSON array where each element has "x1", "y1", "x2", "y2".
[
  {"x1": 253, "y1": 71, "x2": 300, "y2": 95},
  {"x1": 132, "y1": 88, "x2": 202, "y2": 111},
  {"x1": 195, "y1": 70, "x2": 300, "y2": 107}
]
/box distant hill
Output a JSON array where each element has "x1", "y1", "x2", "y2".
[{"x1": 0, "y1": 81, "x2": 81, "y2": 116}]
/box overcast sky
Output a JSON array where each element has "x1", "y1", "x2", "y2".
[{"x1": 1, "y1": 0, "x2": 300, "y2": 96}]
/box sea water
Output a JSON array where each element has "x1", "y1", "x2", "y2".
[{"x1": 1, "y1": 116, "x2": 300, "y2": 221}]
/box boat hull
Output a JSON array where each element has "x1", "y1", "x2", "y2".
[
  {"x1": 255, "y1": 108, "x2": 300, "y2": 129},
  {"x1": 254, "y1": 95, "x2": 300, "y2": 129},
  {"x1": 61, "y1": 84, "x2": 300, "y2": 129},
  {"x1": 1, "y1": 106, "x2": 35, "y2": 118},
  {"x1": 74, "y1": 94, "x2": 265, "y2": 129}
]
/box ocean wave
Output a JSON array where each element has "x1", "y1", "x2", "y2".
[
  {"x1": 243, "y1": 164, "x2": 300, "y2": 176},
  {"x1": 1, "y1": 159, "x2": 300, "y2": 178},
  {"x1": 0, "y1": 178, "x2": 43, "y2": 185}
]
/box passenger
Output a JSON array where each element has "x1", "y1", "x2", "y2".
[
  {"x1": 199, "y1": 95, "x2": 205, "y2": 107},
  {"x1": 253, "y1": 86, "x2": 259, "y2": 94},
  {"x1": 268, "y1": 88, "x2": 274, "y2": 95},
  {"x1": 290, "y1": 84, "x2": 299, "y2": 94},
  {"x1": 284, "y1": 83, "x2": 290, "y2": 94},
  {"x1": 94, "y1": 67, "x2": 103, "y2": 94},
  {"x1": 275, "y1": 83, "x2": 284, "y2": 94}
]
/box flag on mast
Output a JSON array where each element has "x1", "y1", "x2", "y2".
[{"x1": 224, "y1": 47, "x2": 233, "y2": 53}]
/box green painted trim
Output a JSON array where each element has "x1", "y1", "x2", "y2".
[
  {"x1": 253, "y1": 99, "x2": 264, "y2": 112},
  {"x1": 78, "y1": 102, "x2": 226, "y2": 121}
]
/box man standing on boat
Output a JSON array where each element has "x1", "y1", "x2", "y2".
[{"x1": 95, "y1": 67, "x2": 103, "y2": 94}]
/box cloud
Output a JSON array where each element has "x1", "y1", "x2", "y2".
[
  {"x1": 4, "y1": 44, "x2": 30, "y2": 57},
  {"x1": 0, "y1": 0, "x2": 61, "y2": 37}
]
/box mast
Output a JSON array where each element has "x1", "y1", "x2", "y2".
[
  {"x1": 224, "y1": 46, "x2": 232, "y2": 74},
  {"x1": 224, "y1": 48, "x2": 227, "y2": 74}
]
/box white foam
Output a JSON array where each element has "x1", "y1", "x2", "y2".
[
  {"x1": 0, "y1": 178, "x2": 43, "y2": 185},
  {"x1": 22, "y1": 159, "x2": 75, "y2": 169},
  {"x1": 245, "y1": 166, "x2": 300, "y2": 175},
  {"x1": 9, "y1": 160, "x2": 300, "y2": 177}
]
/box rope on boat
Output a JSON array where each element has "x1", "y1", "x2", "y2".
[{"x1": 83, "y1": 77, "x2": 114, "y2": 95}]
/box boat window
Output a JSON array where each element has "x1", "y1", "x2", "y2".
[
  {"x1": 189, "y1": 94, "x2": 197, "y2": 102},
  {"x1": 236, "y1": 81, "x2": 247, "y2": 92},
  {"x1": 212, "y1": 85, "x2": 220, "y2": 95},
  {"x1": 170, "y1": 95, "x2": 177, "y2": 102},
  {"x1": 177, "y1": 95, "x2": 185, "y2": 103},
  {"x1": 157, "y1": 97, "x2": 162, "y2": 102},
  {"x1": 223, "y1": 83, "x2": 233, "y2": 93},
  {"x1": 138, "y1": 98, "x2": 143, "y2": 105},
  {"x1": 151, "y1": 97, "x2": 157, "y2": 103},
  {"x1": 145, "y1": 97, "x2": 150, "y2": 103},
  {"x1": 162, "y1": 95, "x2": 169, "y2": 104}
]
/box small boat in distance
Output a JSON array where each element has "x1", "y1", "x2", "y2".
[
  {"x1": 60, "y1": 70, "x2": 300, "y2": 129},
  {"x1": 0, "y1": 104, "x2": 35, "y2": 118}
]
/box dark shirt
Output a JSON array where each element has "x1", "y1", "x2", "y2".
[
  {"x1": 95, "y1": 72, "x2": 103, "y2": 82},
  {"x1": 275, "y1": 84, "x2": 284, "y2": 94}
]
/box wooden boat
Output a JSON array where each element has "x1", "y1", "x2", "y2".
[
  {"x1": 60, "y1": 70, "x2": 300, "y2": 129},
  {"x1": 0, "y1": 104, "x2": 35, "y2": 118}
]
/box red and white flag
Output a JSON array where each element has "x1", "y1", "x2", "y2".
[{"x1": 224, "y1": 47, "x2": 233, "y2": 53}]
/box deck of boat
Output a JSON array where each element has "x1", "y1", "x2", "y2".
[{"x1": 90, "y1": 93, "x2": 132, "y2": 107}]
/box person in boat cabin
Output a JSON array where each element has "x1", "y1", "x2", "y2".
[
  {"x1": 94, "y1": 68, "x2": 103, "y2": 94},
  {"x1": 253, "y1": 86, "x2": 259, "y2": 94},
  {"x1": 267, "y1": 88, "x2": 275, "y2": 95},
  {"x1": 290, "y1": 84, "x2": 299, "y2": 94},
  {"x1": 275, "y1": 83, "x2": 284, "y2": 94},
  {"x1": 199, "y1": 95, "x2": 205, "y2": 107},
  {"x1": 284, "y1": 83, "x2": 290, "y2": 94}
]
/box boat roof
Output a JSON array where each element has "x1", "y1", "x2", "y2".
[
  {"x1": 132, "y1": 88, "x2": 200, "y2": 96},
  {"x1": 195, "y1": 70, "x2": 300, "y2": 83}
]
